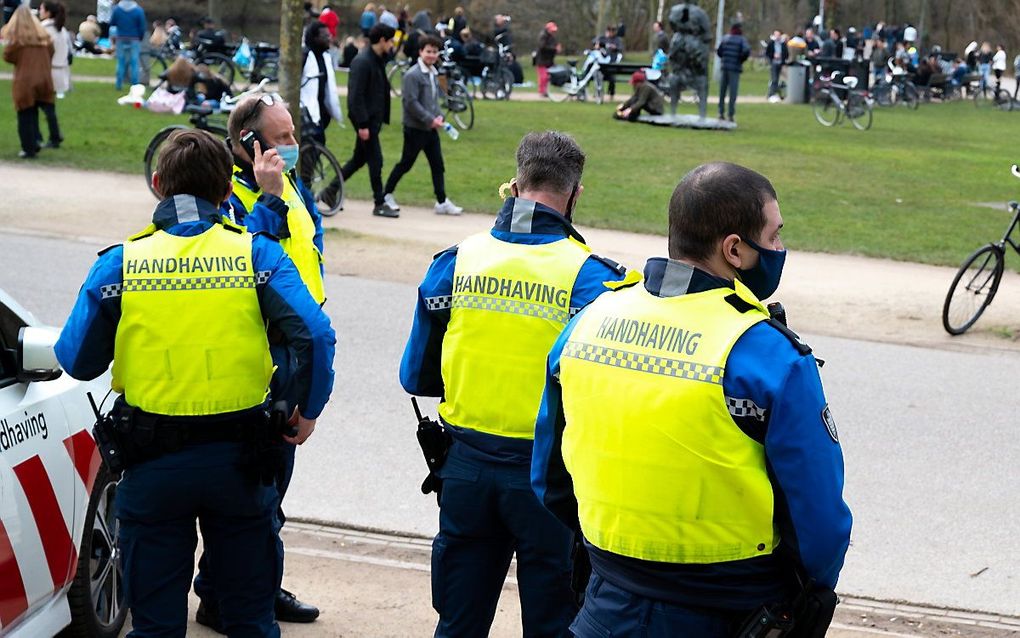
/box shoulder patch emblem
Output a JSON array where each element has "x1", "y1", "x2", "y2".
[{"x1": 821, "y1": 404, "x2": 838, "y2": 442}]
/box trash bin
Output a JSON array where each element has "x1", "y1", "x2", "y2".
[{"x1": 787, "y1": 61, "x2": 811, "y2": 103}]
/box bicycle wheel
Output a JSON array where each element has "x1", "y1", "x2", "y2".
[
  {"x1": 993, "y1": 88, "x2": 1012, "y2": 111},
  {"x1": 974, "y1": 84, "x2": 994, "y2": 108},
  {"x1": 548, "y1": 79, "x2": 573, "y2": 102},
  {"x1": 140, "y1": 49, "x2": 167, "y2": 87},
  {"x1": 901, "y1": 82, "x2": 919, "y2": 109},
  {"x1": 299, "y1": 140, "x2": 345, "y2": 217},
  {"x1": 847, "y1": 92, "x2": 873, "y2": 131},
  {"x1": 198, "y1": 52, "x2": 235, "y2": 88},
  {"x1": 593, "y1": 70, "x2": 604, "y2": 105},
  {"x1": 445, "y1": 82, "x2": 474, "y2": 130},
  {"x1": 942, "y1": 244, "x2": 1005, "y2": 335},
  {"x1": 498, "y1": 67, "x2": 514, "y2": 100},
  {"x1": 872, "y1": 83, "x2": 892, "y2": 107},
  {"x1": 143, "y1": 125, "x2": 190, "y2": 199},
  {"x1": 813, "y1": 93, "x2": 839, "y2": 126},
  {"x1": 387, "y1": 61, "x2": 406, "y2": 97}
]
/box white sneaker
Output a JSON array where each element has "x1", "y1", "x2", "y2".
[
  {"x1": 768, "y1": 94, "x2": 781, "y2": 103},
  {"x1": 434, "y1": 199, "x2": 463, "y2": 215},
  {"x1": 383, "y1": 193, "x2": 400, "y2": 211}
]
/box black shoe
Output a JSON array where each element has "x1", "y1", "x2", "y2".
[
  {"x1": 195, "y1": 600, "x2": 226, "y2": 635},
  {"x1": 275, "y1": 589, "x2": 320, "y2": 623},
  {"x1": 18, "y1": 150, "x2": 37, "y2": 159},
  {"x1": 43, "y1": 138, "x2": 62, "y2": 149},
  {"x1": 372, "y1": 202, "x2": 399, "y2": 218}
]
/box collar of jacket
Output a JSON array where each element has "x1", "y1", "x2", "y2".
[
  {"x1": 642, "y1": 257, "x2": 733, "y2": 298},
  {"x1": 232, "y1": 155, "x2": 258, "y2": 190},
  {"x1": 152, "y1": 194, "x2": 223, "y2": 230},
  {"x1": 417, "y1": 58, "x2": 438, "y2": 76},
  {"x1": 493, "y1": 197, "x2": 586, "y2": 242}
]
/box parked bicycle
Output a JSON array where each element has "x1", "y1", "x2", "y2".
[
  {"x1": 548, "y1": 46, "x2": 609, "y2": 104},
  {"x1": 386, "y1": 57, "x2": 410, "y2": 97},
  {"x1": 143, "y1": 80, "x2": 345, "y2": 216},
  {"x1": 813, "y1": 72, "x2": 873, "y2": 130},
  {"x1": 869, "y1": 62, "x2": 919, "y2": 109},
  {"x1": 438, "y1": 43, "x2": 475, "y2": 130},
  {"x1": 942, "y1": 165, "x2": 1020, "y2": 335},
  {"x1": 478, "y1": 32, "x2": 514, "y2": 100}
]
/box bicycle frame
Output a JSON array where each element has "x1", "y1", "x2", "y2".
[
  {"x1": 565, "y1": 49, "x2": 608, "y2": 96},
  {"x1": 995, "y1": 200, "x2": 1020, "y2": 255}
]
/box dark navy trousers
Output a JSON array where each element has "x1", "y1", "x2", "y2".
[
  {"x1": 116, "y1": 442, "x2": 281, "y2": 638},
  {"x1": 432, "y1": 441, "x2": 576, "y2": 637},
  {"x1": 570, "y1": 573, "x2": 748, "y2": 637}
]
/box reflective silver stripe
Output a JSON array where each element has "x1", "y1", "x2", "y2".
[
  {"x1": 100, "y1": 283, "x2": 123, "y2": 299},
  {"x1": 122, "y1": 275, "x2": 255, "y2": 292},
  {"x1": 562, "y1": 341, "x2": 723, "y2": 385},
  {"x1": 453, "y1": 294, "x2": 569, "y2": 323},
  {"x1": 171, "y1": 194, "x2": 201, "y2": 224},
  {"x1": 659, "y1": 260, "x2": 694, "y2": 297},
  {"x1": 510, "y1": 198, "x2": 536, "y2": 233},
  {"x1": 425, "y1": 295, "x2": 453, "y2": 310},
  {"x1": 726, "y1": 397, "x2": 766, "y2": 422}
]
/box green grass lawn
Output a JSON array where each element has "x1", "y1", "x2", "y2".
[{"x1": 2, "y1": 78, "x2": 1019, "y2": 267}]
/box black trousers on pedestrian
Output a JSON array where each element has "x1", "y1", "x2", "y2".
[
  {"x1": 384, "y1": 127, "x2": 446, "y2": 203},
  {"x1": 341, "y1": 126, "x2": 384, "y2": 205},
  {"x1": 16, "y1": 102, "x2": 60, "y2": 154},
  {"x1": 719, "y1": 69, "x2": 741, "y2": 118}
]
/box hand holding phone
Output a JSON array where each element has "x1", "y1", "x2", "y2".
[{"x1": 242, "y1": 130, "x2": 285, "y2": 197}]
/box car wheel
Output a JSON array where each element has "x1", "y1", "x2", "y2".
[{"x1": 61, "y1": 464, "x2": 127, "y2": 638}]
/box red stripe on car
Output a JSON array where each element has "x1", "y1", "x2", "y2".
[
  {"x1": 0, "y1": 517, "x2": 30, "y2": 628},
  {"x1": 13, "y1": 456, "x2": 78, "y2": 589},
  {"x1": 64, "y1": 430, "x2": 102, "y2": 494}
]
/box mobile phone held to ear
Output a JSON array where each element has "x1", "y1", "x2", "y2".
[{"x1": 240, "y1": 129, "x2": 270, "y2": 159}]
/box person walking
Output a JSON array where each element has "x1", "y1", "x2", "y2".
[
  {"x1": 110, "y1": 0, "x2": 147, "y2": 90},
  {"x1": 39, "y1": 1, "x2": 71, "y2": 99},
  {"x1": 55, "y1": 128, "x2": 336, "y2": 638},
  {"x1": 766, "y1": 30, "x2": 787, "y2": 102},
  {"x1": 716, "y1": 22, "x2": 750, "y2": 121},
  {"x1": 400, "y1": 131, "x2": 631, "y2": 638},
  {"x1": 343, "y1": 24, "x2": 397, "y2": 217},
  {"x1": 2, "y1": 5, "x2": 61, "y2": 158},
  {"x1": 383, "y1": 34, "x2": 462, "y2": 217},
  {"x1": 535, "y1": 21, "x2": 559, "y2": 98},
  {"x1": 300, "y1": 21, "x2": 343, "y2": 149},
  {"x1": 532, "y1": 162, "x2": 852, "y2": 637}
]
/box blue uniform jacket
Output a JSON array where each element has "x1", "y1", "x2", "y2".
[
  {"x1": 223, "y1": 163, "x2": 326, "y2": 282},
  {"x1": 399, "y1": 197, "x2": 630, "y2": 464},
  {"x1": 531, "y1": 257, "x2": 852, "y2": 608},
  {"x1": 55, "y1": 195, "x2": 336, "y2": 419}
]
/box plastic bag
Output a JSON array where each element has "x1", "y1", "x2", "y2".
[
  {"x1": 233, "y1": 38, "x2": 252, "y2": 69},
  {"x1": 146, "y1": 86, "x2": 186, "y2": 114}
]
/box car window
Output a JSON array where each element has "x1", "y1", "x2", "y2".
[{"x1": 0, "y1": 302, "x2": 27, "y2": 385}]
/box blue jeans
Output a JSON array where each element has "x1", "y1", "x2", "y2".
[
  {"x1": 570, "y1": 573, "x2": 749, "y2": 637},
  {"x1": 432, "y1": 441, "x2": 576, "y2": 637},
  {"x1": 115, "y1": 38, "x2": 141, "y2": 89},
  {"x1": 116, "y1": 442, "x2": 281, "y2": 637}
]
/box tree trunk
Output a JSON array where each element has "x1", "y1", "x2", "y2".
[
  {"x1": 596, "y1": 0, "x2": 611, "y2": 36},
  {"x1": 207, "y1": 0, "x2": 223, "y2": 24},
  {"x1": 279, "y1": 0, "x2": 304, "y2": 140}
]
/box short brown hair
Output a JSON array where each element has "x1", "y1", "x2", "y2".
[
  {"x1": 419, "y1": 34, "x2": 442, "y2": 51},
  {"x1": 155, "y1": 129, "x2": 232, "y2": 203},
  {"x1": 668, "y1": 162, "x2": 777, "y2": 261},
  {"x1": 515, "y1": 131, "x2": 585, "y2": 195}
]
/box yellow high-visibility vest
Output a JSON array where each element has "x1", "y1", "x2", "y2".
[
  {"x1": 232, "y1": 171, "x2": 325, "y2": 304},
  {"x1": 560, "y1": 279, "x2": 780, "y2": 563},
  {"x1": 112, "y1": 220, "x2": 273, "y2": 415},
  {"x1": 439, "y1": 232, "x2": 590, "y2": 439}
]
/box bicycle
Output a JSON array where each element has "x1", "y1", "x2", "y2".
[
  {"x1": 478, "y1": 32, "x2": 514, "y2": 100},
  {"x1": 438, "y1": 45, "x2": 475, "y2": 130},
  {"x1": 143, "y1": 80, "x2": 345, "y2": 217},
  {"x1": 972, "y1": 78, "x2": 1011, "y2": 110},
  {"x1": 548, "y1": 47, "x2": 608, "y2": 104},
  {"x1": 386, "y1": 57, "x2": 410, "y2": 97},
  {"x1": 868, "y1": 62, "x2": 919, "y2": 109},
  {"x1": 812, "y1": 72, "x2": 873, "y2": 131},
  {"x1": 942, "y1": 165, "x2": 1020, "y2": 335}
]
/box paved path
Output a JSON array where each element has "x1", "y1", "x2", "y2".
[{"x1": 3, "y1": 229, "x2": 1020, "y2": 618}]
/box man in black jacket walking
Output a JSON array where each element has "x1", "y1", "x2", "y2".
[
  {"x1": 716, "y1": 23, "x2": 750, "y2": 121},
  {"x1": 343, "y1": 23, "x2": 397, "y2": 217}
]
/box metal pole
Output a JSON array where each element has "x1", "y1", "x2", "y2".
[
  {"x1": 818, "y1": 0, "x2": 825, "y2": 33},
  {"x1": 712, "y1": 0, "x2": 725, "y2": 82}
]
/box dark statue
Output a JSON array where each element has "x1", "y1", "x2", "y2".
[{"x1": 667, "y1": 1, "x2": 713, "y2": 118}]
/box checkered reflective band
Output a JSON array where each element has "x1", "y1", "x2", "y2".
[
  {"x1": 425, "y1": 295, "x2": 453, "y2": 311},
  {"x1": 122, "y1": 275, "x2": 256, "y2": 292},
  {"x1": 453, "y1": 294, "x2": 570, "y2": 324},
  {"x1": 726, "y1": 397, "x2": 766, "y2": 422},
  {"x1": 563, "y1": 341, "x2": 724, "y2": 384}
]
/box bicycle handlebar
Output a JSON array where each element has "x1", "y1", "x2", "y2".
[{"x1": 219, "y1": 78, "x2": 271, "y2": 108}]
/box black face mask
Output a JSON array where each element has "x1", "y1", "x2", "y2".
[{"x1": 563, "y1": 183, "x2": 579, "y2": 220}]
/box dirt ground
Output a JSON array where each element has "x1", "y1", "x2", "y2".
[{"x1": 5, "y1": 162, "x2": 1018, "y2": 355}]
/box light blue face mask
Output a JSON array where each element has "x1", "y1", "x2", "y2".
[{"x1": 276, "y1": 144, "x2": 299, "y2": 172}]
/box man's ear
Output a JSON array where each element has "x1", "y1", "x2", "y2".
[
  {"x1": 221, "y1": 180, "x2": 234, "y2": 205},
  {"x1": 510, "y1": 179, "x2": 519, "y2": 197},
  {"x1": 151, "y1": 171, "x2": 162, "y2": 199},
  {"x1": 721, "y1": 233, "x2": 744, "y2": 270}
]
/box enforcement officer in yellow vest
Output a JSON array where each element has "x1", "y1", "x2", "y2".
[
  {"x1": 55, "y1": 129, "x2": 336, "y2": 637},
  {"x1": 532, "y1": 162, "x2": 852, "y2": 636},
  {"x1": 400, "y1": 131, "x2": 631, "y2": 637},
  {"x1": 192, "y1": 94, "x2": 327, "y2": 625}
]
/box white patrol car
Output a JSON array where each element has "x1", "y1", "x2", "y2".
[{"x1": 0, "y1": 289, "x2": 126, "y2": 637}]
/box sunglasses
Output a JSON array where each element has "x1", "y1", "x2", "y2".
[{"x1": 239, "y1": 92, "x2": 283, "y2": 129}]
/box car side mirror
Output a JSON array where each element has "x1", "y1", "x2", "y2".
[{"x1": 17, "y1": 326, "x2": 63, "y2": 382}]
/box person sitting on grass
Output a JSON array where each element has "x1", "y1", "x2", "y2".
[{"x1": 614, "y1": 70, "x2": 664, "y2": 122}]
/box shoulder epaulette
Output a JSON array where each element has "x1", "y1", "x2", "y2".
[
  {"x1": 433, "y1": 244, "x2": 459, "y2": 259},
  {"x1": 589, "y1": 253, "x2": 627, "y2": 275},
  {"x1": 220, "y1": 217, "x2": 246, "y2": 234},
  {"x1": 765, "y1": 318, "x2": 813, "y2": 356},
  {"x1": 252, "y1": 230, "x2": 280, "y2": 243},
  {"x1": 725, "y1": 293, "x2": 758, "y2": 314},
  {"x1": 604, "y1": 269, "x2": 642, "y2": 291},
  {"x1": 97, "y1": 243, "x2": 122, "y2": 256}
]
